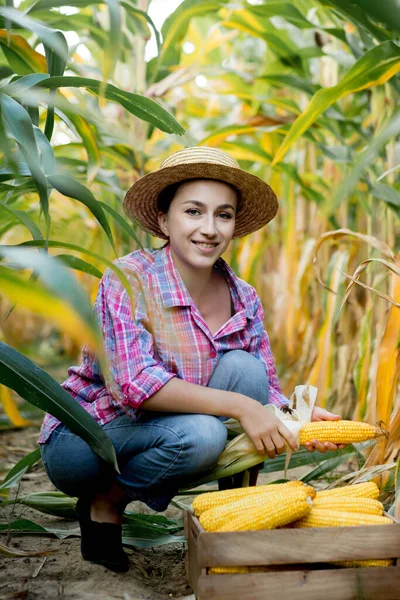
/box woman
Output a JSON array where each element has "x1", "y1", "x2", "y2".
[{"x1": 39, "y1": 146, "x2": 343, "y2": 572}]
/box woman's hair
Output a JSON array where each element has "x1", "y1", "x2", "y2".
[{"x1": 157, "y1": 179, "x2": 242, "y2": 214}]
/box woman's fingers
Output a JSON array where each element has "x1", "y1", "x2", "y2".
[
  {"x1": 278, "y1": 423, "x2": 299, "y2": 452},
  {"x1": 271, "y1": 432, "x2": 286, "y2": 455}
]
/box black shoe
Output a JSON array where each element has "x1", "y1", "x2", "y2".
[{"x1": 75, "y1": 496, "x2": 129, "y2": 572}]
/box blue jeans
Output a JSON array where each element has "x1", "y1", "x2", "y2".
[{"x1": 41, "y1": 350, "x2": 270, "y2": 511}]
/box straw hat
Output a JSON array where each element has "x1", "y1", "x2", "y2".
[{"x1": 123, "y1": 146, "x2": 278, "y2": 239}]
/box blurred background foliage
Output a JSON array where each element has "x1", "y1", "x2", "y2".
[{"x1": 0, "y1": 0, "x2": 399, "y2": 485}]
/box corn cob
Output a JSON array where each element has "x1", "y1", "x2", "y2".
[
  {"x1": 299, "y1": 420, "x2": 379, "y2": 445},
  {"x1": 209, "y1": 566, "x2": 272, "y2": 574},
  {"x1": 200, "y1": 486, "x2": 313, "y2": 532},
  {"x1": 312, "y1": 496, "x2": 384, "y2": 515},
  {"x1": 209, "y1": 559, "x2": 394, "y2": 574},
  {"x1": 333, "y1": 559, "x2": 394, "y2": 568},
  {"x1": 193, "y1": 480, "x2": 314, "y2": 516},
  {"x1": 294, "y1": 509, "x2": 392, "y2": 528},
  {"x1": 315, "y1": 481, "x2": 380, "y2": 500}
]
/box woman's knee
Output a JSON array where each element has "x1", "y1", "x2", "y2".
[
  {"x1": 209, "y1": 350, "x2": 269, "y2": 404},
  {"x1": 41, "y1": 427, "x2": 113, "y2": 497},
  {"x1": 178, "y1": 415, "x2": 228, "y2": 473}
]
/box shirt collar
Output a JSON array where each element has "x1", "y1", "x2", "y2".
[{"x1": 155, "y1": 244, "x2": 255, "y2": 319}]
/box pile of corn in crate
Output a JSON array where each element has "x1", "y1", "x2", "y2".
[{"x1": 185, "y1": 424, "x2": 400, "y2": 600}]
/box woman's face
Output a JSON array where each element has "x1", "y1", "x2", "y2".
[{"x1": 157, "y1": 179, "x2": 237, "y2": 272}]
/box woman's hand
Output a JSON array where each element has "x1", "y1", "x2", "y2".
[
  {"x1": 303, "y1": 406, "x2": 346, "y2": 454},
  {"x1": 236, "y1": 398, "x2": 299, "y2": 459}
]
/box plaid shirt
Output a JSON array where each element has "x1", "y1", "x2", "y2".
[{"x1": 39, "y1": 244, "x2": 288, "y2": 444}]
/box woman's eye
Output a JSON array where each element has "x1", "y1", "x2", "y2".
[
  {"x1": 219, "y1": 212, "x2": 233, "y2": 219},
  {"x1": 186, "y1": 208, "x2": 200, "y2": 216}
]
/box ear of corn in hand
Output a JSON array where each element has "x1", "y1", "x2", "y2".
[
  {"x1": 299, "y1": 420, "x2": 379, "y2": 445},
  {"x1": 315, "y1": 481, "x2": 379, "y2": 500},
  {"x1": 294, "y1": 509, "x2": 392, "y2": 528},
  {"x1": 200, "y1": 486, "x2": 313, "y2": 532},
  {"x1": 192, "y1": 480, "x2": 314, "y2": 516}
]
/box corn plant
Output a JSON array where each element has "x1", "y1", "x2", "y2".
[{"x1": 0, "y1": 0, "x2": 399, "y2": 527}]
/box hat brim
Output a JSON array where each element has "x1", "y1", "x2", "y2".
[{"x1": 123, "y1": 163, "x2": 278, "y2": 239}]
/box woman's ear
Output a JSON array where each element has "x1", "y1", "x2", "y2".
[{"x1": 157, "y1": 211, "x2": 169, "y2": 237}]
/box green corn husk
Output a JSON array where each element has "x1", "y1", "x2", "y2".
[{"x1": 2, "y1": 491, "x2": 78, "y2": 520}]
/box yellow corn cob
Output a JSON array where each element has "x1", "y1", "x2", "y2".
[
  {"x1": 209, "y1": 559, "x2": 394, "y2": 573},
  {"x1": 333, "y1": 559, "x2": 394, "y2": 568},
  {"x1": 209, "y1": 566, "x2": 280, "y2": 574},
  {"x1": 294, "y1": 509, "x2": 392, "y2": 528},
  {"x1": 312, "y1": 496, "x2": 383, "y2": 515},
  {"x1": 316, "y1": 482, "x2": 380, "y2": 500},
  {"x1": 192, "y1": 480, "x2": 314, "y2": 516},
  {"x1": 299, "y1": 420, "x2": 379, "y2": 445},
  {"x1": 200, "y1": 487, "x2": 313, "y2": 532}
]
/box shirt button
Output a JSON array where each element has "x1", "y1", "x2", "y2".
[{"x1": 209, "y1": 351, "x2": 217, "y2": 358}]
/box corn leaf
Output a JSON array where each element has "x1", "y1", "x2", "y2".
[
  {"x1": 0, "y1": 448, "x2": 41, "y2": 492},
  {"x1": 9, "y1": 239, "x2": 136, "y2": 313},
  {"x1": 34, "y1": 76, "x2": 185, "y2": 134},
  {"x1": 0, "y1": 31, "x2": 47, "y2": 74},
  {"x1": 272, "y1": 41, "x2": 400, "y2": 165},
  {"x1": 0, "y1": 94, "x2": 50, "y2": 235},
  {"x1": 55, "y1": 254, "x2": 102, "y2": 278},
  {"x1": 0, "y1": 342, "x2": 119, "y2": 471},
  {"x1": 0, "y1": 515, "x2": 185, "y2": 548},
  {"x1": 47, "y1": 174, "x2": 116, "y2": 255}
]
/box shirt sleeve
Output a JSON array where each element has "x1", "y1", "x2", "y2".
[
  {"x1": 96, "y1": 267, "x2": 176, "y2": 412},
  {"x1": 249, "y1": 293, "x2": 289, "y2": 409}
]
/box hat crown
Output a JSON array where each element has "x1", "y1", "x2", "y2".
[{"x1": 160, "y1": 146, "x2": 240, "y2": 170}]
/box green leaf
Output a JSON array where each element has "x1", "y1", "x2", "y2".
[
  {"x1": 55, "y1": 254, "x2": 103, "y2": 278},
  {"x1": 0, "y1": 202, "x2": 43, "y2": 240},
  {"x1": 247, "y1": 3, "x2": 314, "y2": 29},
  {"x1": 0, "y1": 31, "x2": 48, "y2": 74},
  {"x1": 47, "y1": 174, "x2": 116, "y2": 254},
  {"x1": 331, "y1": 111, "x2": 400, "y2": 214},
  {"x1": 98, "y1": 201, "x2": 143, "y2": 249},
  {"x1": 7, "y1": 239, "x2": 136, "y2": 313},
  {"x1": 103, "y1": 0, "x2": 122, "y2": 83},
  {"x1": 0, "y1": 93, "x2": 50, "y2": 235},
  {"x1": 34, "y1": 76, "x2": 185, "y2": 135},
  {"x1": 371, "y1": 183, "x2": 400, "y2": 208},
  {"x1": 273, "y1": 41, "x2": 400, "y2": 165},
  {"x1": 0, "y1": 515, "x2": 185, "y2": 548},
  {"x1": 160, "y1": 0, "x2": 227, "y2": 69},
  {"x1": 0, "y1": 448, "x2": 41, "y2": 492},
  {"x1": 43, "y1": 30, "x2": 68, "y2": 141},
  {"x1": 0, "y1": 246, "x2": 99, "y2": 330},
  {"x1": 58, "y1": 113, "x2": 100, "y2": 184},
  {"x1": 0, "y1": 8, "x2": 68, "y2": 60},
  {"x1": 300, "y1": 452, "x2": 356, "y2": 483},
  {"x1": 0, "y1": 343, "x2": 118, "y2": 471}
]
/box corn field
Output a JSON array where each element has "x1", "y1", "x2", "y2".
[{"x1": 0, "y1": 0, "x2": 400, "y2": 580}]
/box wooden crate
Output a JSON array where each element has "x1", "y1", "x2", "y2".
[{"x1": 184, "y1": 511, "x2": 400, "y2": 600}]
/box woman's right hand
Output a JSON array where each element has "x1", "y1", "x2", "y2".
[{"x1": 235, "y1": 397, "x2": 299, "y2": 459}]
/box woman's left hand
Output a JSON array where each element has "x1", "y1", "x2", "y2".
[{"x1": 304, "y1": 407, "x2": 347, "y2": 453}]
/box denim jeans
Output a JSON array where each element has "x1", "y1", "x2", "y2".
[{"x1": 41, "y1": 350, "x2": 270, "y2": 511}]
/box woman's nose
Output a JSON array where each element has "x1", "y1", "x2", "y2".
[{"x1": 200, "y1": 215, "x2": 217, "y2": 236}]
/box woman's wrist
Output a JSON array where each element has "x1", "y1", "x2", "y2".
[{"x1": 227, "y1": 393, "x2": 256, "y2": 421}]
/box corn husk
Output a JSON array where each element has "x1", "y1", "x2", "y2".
[{"x1": 218, "y1": 385, "x2": 318, "y2": 476}]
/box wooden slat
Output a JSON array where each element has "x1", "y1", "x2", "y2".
[
  {"x1": 195, "y1": 521, "x2": 400, "y2": 567},
  {"x1": 197, "y1": 566, "x2": 400, "y2": 600},
  {"x1": 185, "y1": 511, "x2": 203, "y2": 593}
]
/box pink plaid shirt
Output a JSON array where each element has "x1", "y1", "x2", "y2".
[{"x1": 38, "y1": 244, "x2": 288, "y2": 443}]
